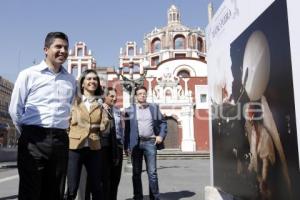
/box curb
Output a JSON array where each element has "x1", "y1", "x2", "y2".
[
  {"x1": 123, "y1": 150, "x2": 210, "y2": 160},
  {"x1": 0, "y1": 148, "x2": 17, "y2": 162}
]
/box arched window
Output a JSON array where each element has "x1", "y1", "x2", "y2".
[
  {"x1": 72, "y1": 65, "x2": 78, "y2": 78},
  {"x1": 133, "y1": 63, "x2": 140, "y2": 73},
  {"x1": 77, "y1": 48, "x2": 83, "y2": 57},
  {"x1": 128, "y1": 47, "x2": 134, "y2": 56},
  {"x1": 177, "y1": 70, "x2": 190, "y2": 78},
  {"x1": 174, "y1": 35, "x2": 185, "y2": 49},
  {"x1": 197, "y1": 37, "x2": 203, "y2": 52},
  {"x1": 165, "y1": 89, "x2": 172, "y2": 97},
  {"x1": 81, "y1": 65, "x2": 87, "y2": 73},
  {"x1": 173, "y1": 13, "x2": 176, "y2": 21},
  {"x1": 151, "y1": 39, "x2": 161, "y2": 53},
  {"x1": 151, "y1": 56, "x2": 160, "y2": 66}
]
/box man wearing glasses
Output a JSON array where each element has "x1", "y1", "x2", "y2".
[{"x1": 124, "y1": 85, "x2": 167, "y2": 200}]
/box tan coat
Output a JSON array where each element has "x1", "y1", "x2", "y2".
[{"x1": 68, "y1": 98, "x2": 108, "y2": 150}]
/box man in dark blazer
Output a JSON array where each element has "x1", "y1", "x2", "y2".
[{"x1": 124, "y1": 85, "x2": 167, "y2": 200}]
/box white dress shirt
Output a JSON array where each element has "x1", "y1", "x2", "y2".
[
  {"x1": 113, "y1": 106, "x2": 124, "y2": 143},
  {"x1": 9, "y1": 60, "x2": 76, "y2": 133},
  {"x1": 82, "y1": 95, "x2": 95, "y2": 147}
]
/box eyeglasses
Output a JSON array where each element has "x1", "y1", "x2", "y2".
[{"x1": 136, "y1": 93, "x2": 147, "y2": 96}]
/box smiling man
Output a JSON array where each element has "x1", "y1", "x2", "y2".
[{"x1": 9, "y1": 32, "x2": 76, "y2": 200}]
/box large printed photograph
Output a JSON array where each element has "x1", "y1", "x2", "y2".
[{"x1": 211, "y1": 0, "x2": 300, "y2": 199}]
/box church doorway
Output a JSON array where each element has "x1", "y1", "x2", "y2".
[{"x1": 164, "y1": 117, "x2": 179, "y2": 149}]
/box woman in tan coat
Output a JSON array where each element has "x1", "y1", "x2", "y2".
[{"x1": 66, "y1": 69, "x2": 105, "y2": 200}]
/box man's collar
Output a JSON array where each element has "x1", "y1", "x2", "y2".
[
  {"x1": 34, "y1": 60, "x2": 67, "y2": 74},
  {"x1": 32, "y1": 60, "x2": 48, "y2": 71},
  {"x1": 136, "y1": 103, "x2": 149, "y2": 109}
]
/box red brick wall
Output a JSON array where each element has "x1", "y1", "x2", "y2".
[
  {"x1": 194, "y1": 109, "x2": 209, "y2": 151},
  {"x1": 108, "y1": 76, "x2": 210, "y2": 152},
  {"x1": 188, "y1": 77, "x2": 209, "y2": 151}
]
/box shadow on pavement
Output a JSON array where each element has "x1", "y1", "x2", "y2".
[
  {"x1": 0, "y1": 195, "x2": 18, "y2": 200},
  {"x1": 157, "y1": 165, "x2": 180, "y2": 170},
  {"x1": 160, "y1": 190, "x2": 195, "y2": 199},
  {"x1": 125, "y1": 190, "x2": 195, "y2": 200},
  {"x1": 142, "y1": 165, "x2": 181, "y2": 172}
]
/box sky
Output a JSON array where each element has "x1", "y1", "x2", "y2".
[{"x1": 0, "y1": 0, "x2": 223, "y2": 83}]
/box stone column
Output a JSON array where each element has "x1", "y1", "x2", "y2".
[
  {"x1": 78, "y1": 58, "x2": 82, "y2": 79},
  {"x1": 180, "y1": 104, "x2": 196, "y2": 152},
  {"x1": 67, "y1": 62, "x2": 72, "y2": 74},
  {"x1": 146, "y1": 78, "x2": 154, "y2": 103},
  {"x1": 182, "y1": 78, "x2": 190, "y2": 96},
  {"x1": 88, "y1": 60, "x2": 92, "y2": 69}
]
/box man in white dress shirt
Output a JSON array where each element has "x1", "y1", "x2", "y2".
[{"x1": 9, "y1": 32, "x2": 76, "y2": 200}]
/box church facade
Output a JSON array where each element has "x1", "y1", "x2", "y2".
[{"x1": 68, "y1": 5, "x2": 209, "y2": 152}]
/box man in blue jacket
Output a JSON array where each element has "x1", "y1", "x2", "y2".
[{"x1": 124, "y1": 85, "x2": 167, "y2": 200}]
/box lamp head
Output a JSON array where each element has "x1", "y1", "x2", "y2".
[{"x1": 242, "y1": 30, "x2": 270, "y2": 101}]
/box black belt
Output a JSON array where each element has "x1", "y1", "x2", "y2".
[
  {"x1": 139, "y1": 136, "x2": 156, "y2": 141},
  {"x1": 22, "y1": 125, "x2": 66, "y2": 133}
]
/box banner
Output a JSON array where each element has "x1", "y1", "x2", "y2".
[{"x1": 206, "y1": 0, "x2": 300, "y2": 199}]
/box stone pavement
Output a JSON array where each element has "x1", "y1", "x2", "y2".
[
  {"x1": 117, "y1": 158, "x2": 210, "y2": 200},
  {"x1": 0, "y1": 158, "x2": 210, "y2": 200},
  {"x1": 0, "y1": 148, "x2": 17, "y2": 162}
]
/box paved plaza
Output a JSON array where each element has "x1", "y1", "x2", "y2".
[{"x1": 0, "y1": 158, "x2": 210, "y2": 200}]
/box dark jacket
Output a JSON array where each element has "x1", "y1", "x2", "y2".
[
  {"x1": 124, "y1": 103, "x2": 167, "y2": 150},
  {"x1": 101, "y1": 107, "x2": 119, "y2": 165}
]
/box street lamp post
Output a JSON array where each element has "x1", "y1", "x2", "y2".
[
  {"x1": 117, "y1": 60, "x2": 147, "y2": 172},
  {"x1": 118, "y1": 61, "x2": 147, "y2": 104}
]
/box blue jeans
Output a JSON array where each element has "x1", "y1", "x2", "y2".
[
  {"x1": 131, "y1": 138, "x2": 160, "y2": 200},
  {"x1": 66, "y1": 148, "x2": 102, "y2": 200}
]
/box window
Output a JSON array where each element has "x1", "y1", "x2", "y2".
[
  {"x1": 77, "y1": 48, "x2": 83, "y2": 57},
  {"x1": 200, "y1": 94, "x2": 207, "y2": 103},
  {"x1": 177, "y1": 70, "x2": 190, "y2": 78},
  {"x1": 151, "y1": 56, "x2": 160, "y2": 66},
  {"x1": 165, "y1": 89, "x2": 172, "y2": 97},
  {"x1": 133, "y1": 63, "x2": 140, "y2": 73},
  {"x1": 195, "y1": 85, "x2": 208, "y2": 109},
  {"x1": 174, "y1": 35, "x2": 185, "y2": 49},
  {"x1": 128, "y1": 47, "x2": 134, "y2": 56},
  {"x1": 151, "y1": 39, "x2": 161, "y2": 53},
  {"x1": 175, "y1": 53, "x2": 186, "y2": 59},
  {"x1": 197, "y1": 38, "x2": 203, "y2": 52},
  {"x1": 81, "y1": 65, "x2": 87, "y2": 73},
  {"x1": 72, "y1": 65, "x2": 78, "y2": 78}
]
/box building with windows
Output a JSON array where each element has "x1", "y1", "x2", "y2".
[
  {"x1": 68, "y1": 5, "x2": 209, "y2": 152},
  {"x1": 0, "y1": 76, "x2": 16, "y2": 148},
  {"x1": 67, "y1": 41, "x2": 97, "y2": 79},
  {"x1": 118, "y1": 5, "x2": 208, "y2": 152}
]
